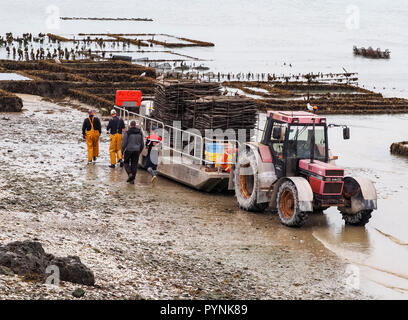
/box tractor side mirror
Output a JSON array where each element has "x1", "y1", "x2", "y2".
[
  {"x1": 272, "y1": 127, "x2": 281, "y2": 140},
  {"x1": 343, "y1": 127, "x2": 350, "y2": 140}
]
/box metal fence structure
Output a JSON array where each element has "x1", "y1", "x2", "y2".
[{"x1": 114, "y1": 105, "x2": 243, "y2": 170}]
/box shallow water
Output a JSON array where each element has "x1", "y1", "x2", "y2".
[
  {"x1": 0, "y1": 73, "x2": 31, "y2": 81},
  {"x1": 311, "y1": 114, "x2": 408, "y2": 299}
]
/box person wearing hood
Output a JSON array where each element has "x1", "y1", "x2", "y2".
[
  {"x1": 82, "y1": 109, "x2": 102, "y2": 164},
  {"x1": 145, "y1": 125, "x2": 162, "y2": 184},
  {"x1": 121, "y1": 120, "x2": 144, "y2": 184}
]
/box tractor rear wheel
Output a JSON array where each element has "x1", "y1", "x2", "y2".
[
  {"x1": 277, "y1": 180, "x2": 308, "y2": 227},
  {"x1": 234, "y1": 150, "x2": 268, "y2": 212},
  {"x1": 341, "y1": 210, "x2": 373, "y2": 226}
]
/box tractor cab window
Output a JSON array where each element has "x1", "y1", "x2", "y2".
[
  {"x1": 269, "y1": 122, "x2": 287, "y2": 158},
  {"x1": 287, "y1": 125, "x2": 327, "y2": 160}
]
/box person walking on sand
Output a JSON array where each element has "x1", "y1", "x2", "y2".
[
  {"x1": 145, "y1": 125, "x2": 162, "y2": 184},
  {"x1": 107, "y1": 109, "x2": 125, "y2": 168},
  {"x1": 82, "y1": 109, "x2": 101, "y2": 164},
  {"x1": 121, "y1": 121, "x2": 144, "y2": 184}
]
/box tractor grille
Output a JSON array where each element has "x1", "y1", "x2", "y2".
[
  {"x1": 315, "y1": 194, "x2": 344, "y2": 206},
  {"x1": 323, "y1": 183, "x2": 343, "y2": 194},
  {"x1": 325, "y1": 170, "x2": 344, "y2": 177}
]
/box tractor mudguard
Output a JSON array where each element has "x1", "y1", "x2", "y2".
[
  {"x1": 350, "y1": 176, "x2": 377, "y2": 201},
  {"x1": 228, "y1": 143, "x2": 278, "y2": 202},
  {"x1": 270, "y1": 177, "x2": 314, "y2": 212},
  {"x1": 228, "y1": 143, "x2": 259, "y2": 190},
  {"x1": 228, "y1": 145, "x2": 251, "y2": 191},
  {"x1": 246, "y1": 143, "x2": 278, "y2": 203},
  {"x1": 228, "y1": 143, "x2": 256, "y2": 188},
  {"x1": 341, "y1": 176, "x2": 377, "y2": 214}
]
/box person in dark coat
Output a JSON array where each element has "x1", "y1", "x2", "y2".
[{"x1": 121, "y1": 121, "x2": 144, "y2": 184}]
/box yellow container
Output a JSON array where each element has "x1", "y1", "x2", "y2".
[{"x1": 205, "y1": 151, "x2": 224, "y2": 164}]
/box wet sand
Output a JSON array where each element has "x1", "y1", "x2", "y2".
[{"x1": 0, "y1": 94, "x2": 406, "y2": 299}]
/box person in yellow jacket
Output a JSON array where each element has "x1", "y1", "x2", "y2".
[
  {"x1": 82, "y1": 109, "x2": 102, "y2": 164},
  {"x1": 107, "y1": 109, "x2": 125, "y2": 168}
]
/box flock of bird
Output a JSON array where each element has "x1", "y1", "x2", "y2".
[{"x1": 160, "y1": 68, "x2": 358, "y2": 84}]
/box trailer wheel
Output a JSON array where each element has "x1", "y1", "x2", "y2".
[
  {"x1": 277, "y1": 180, "x2": 308, "y2": 227},
  {"x1": 341, "y1": 210, "x2": 372, "y2": 226},
  {"x1": 234, "y1": 150, "x2": 268, "y2": 212}
]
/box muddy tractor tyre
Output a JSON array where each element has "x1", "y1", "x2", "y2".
[
  {"x1": 277, "y1": 180, "x2": 308, "y2": 227},
  {"x1": 234, "y1": 150, "x2": 268, "y2": 212},
  {"x1": 341, "y1": 210, "x2": 373, "y2": 226}
]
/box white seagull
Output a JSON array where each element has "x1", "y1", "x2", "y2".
[{"x1": 307, "y1": 103, "x2": 317, "y2": 112}]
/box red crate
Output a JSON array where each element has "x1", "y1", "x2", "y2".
[{"x1": 115, "y1": 90, "x2": 142, "y2": 107}]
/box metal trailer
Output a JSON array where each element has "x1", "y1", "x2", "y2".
[{"x1": 115, "y1": 105, "x2": 240, "y2": 192}]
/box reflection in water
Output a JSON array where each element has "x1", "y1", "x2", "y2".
[
  {"x1": 313, "y1": 212, "x2": 371, "y2": 255},
  {"x1": 338, "y1": 227, "x2": 370, "y2": 251},
  {"x1": 309, "y1": 212, "x2": 329, "y2": 227},
  {"x1": 108, "y1": 166, "x2": 122, "y2": 183},
  {"x1": 85, "y1": 163, "x2": 97, "y2": 182}
]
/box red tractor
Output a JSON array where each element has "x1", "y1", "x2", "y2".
[{"x1": 233, "y1": 111, "x2": 377, "y2": 227}]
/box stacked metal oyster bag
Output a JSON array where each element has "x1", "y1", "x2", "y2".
[
  {"x1": 152, "y1": 80, "x2": 222, "y2": 126},
  {"x1": 152, "y1": 80, "x2": 257, "y2": 136}
]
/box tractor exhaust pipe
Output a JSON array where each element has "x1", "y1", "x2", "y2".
[{"x1": 310, "y1": 117, "x2": 316, "y2": 163}]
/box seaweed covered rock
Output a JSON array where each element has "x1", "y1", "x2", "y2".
[
  {"x1": 390, "y1": 141, "x2": 408, "y2": 157},
  {"x1": 0, "y1": 241, "x2": 52, "y2": 275},
  {"x1": 50, "y1": 256, "x2": 95, "y2": 286},
  {"x1": 0, "y1": 89, "x2": 23, "y2": 112},
  {"x1": 0, "y1": 240, "x2": 95, "y2": 285}
]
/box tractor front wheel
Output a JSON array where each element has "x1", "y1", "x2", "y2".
[
  {"x1": 277, "y1": 181, "x2": 308, "y2": 227},
  {"x1": 341, "y1": 210, "x2": 373, "y2": 226}
]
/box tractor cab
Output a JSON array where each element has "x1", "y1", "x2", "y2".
[{"x1": 261, "y1": 111, "x2": 330, "y2": 177}]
